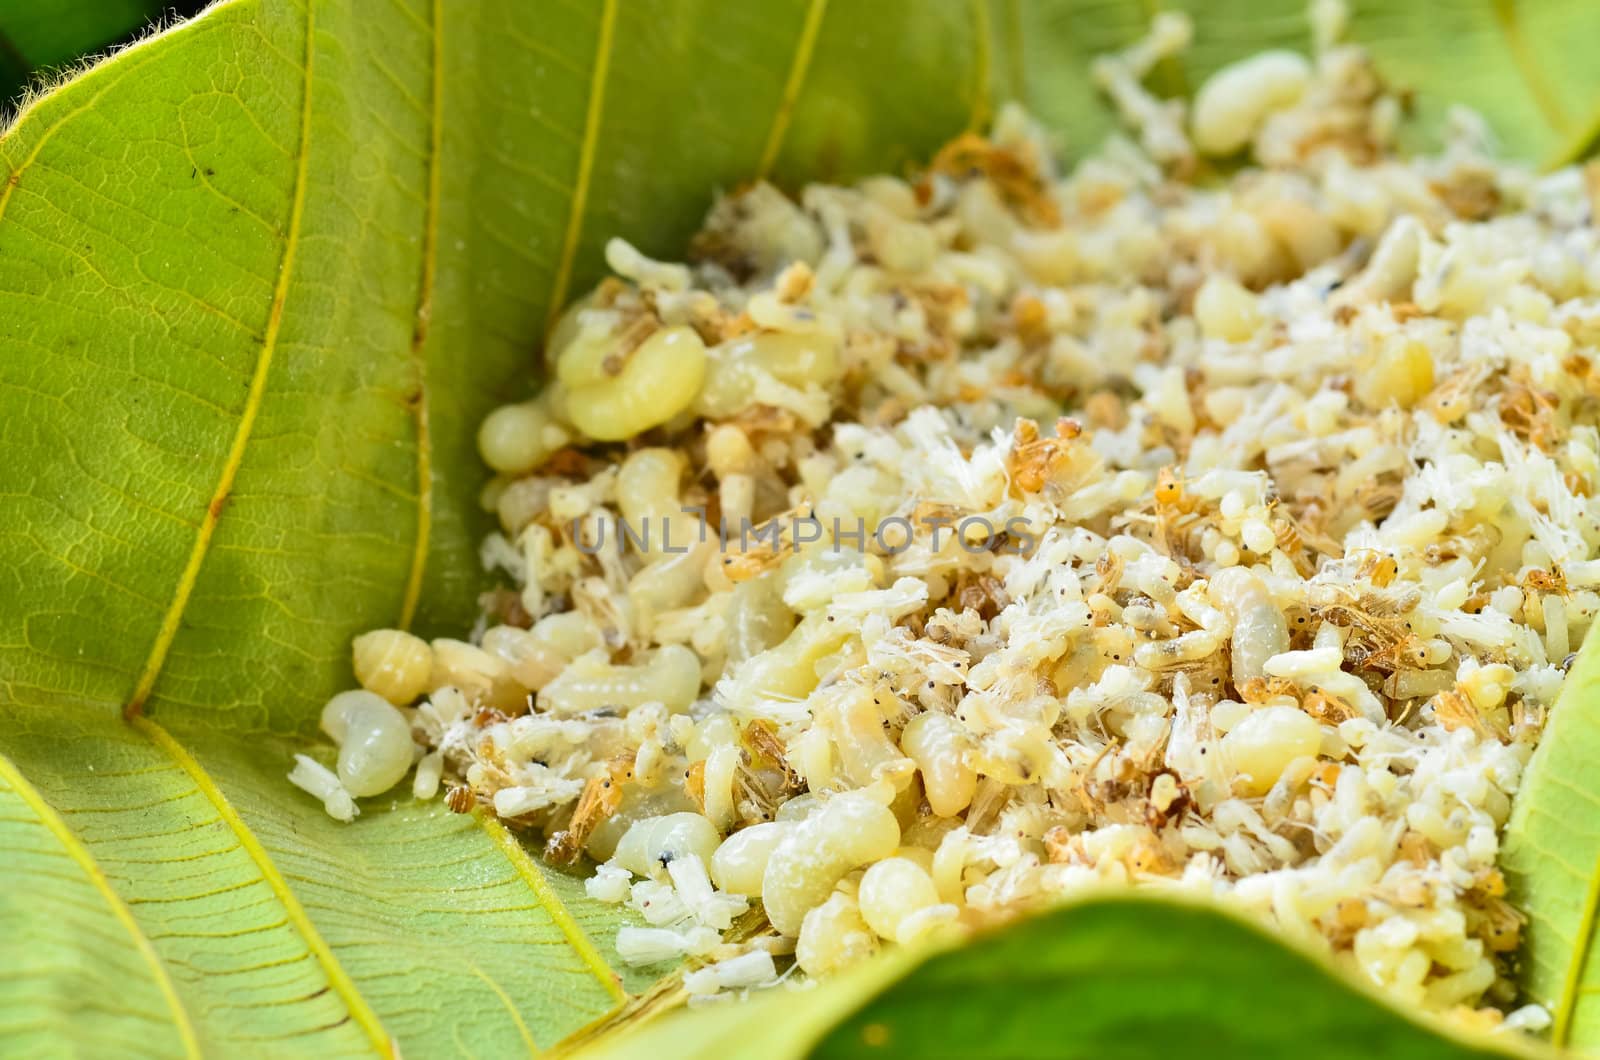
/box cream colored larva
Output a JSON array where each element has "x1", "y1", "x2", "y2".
[
  {"x1": 428, "y1": 637, "x2": 509, "y2": 704},
  {"x1": 1207, "y1": 567, "x2": 1290, "y2": 686},
  {"x1": 1190, "y1": 50, "x2": 1312, "y2": 156},
  {"x1": 294, "y1": 3, "x2": 1583, "y2": 1028},
  {"x1": 351, "y1": 628, "x2": 434, "y2": 705},
  {"x1": 710, "y1": 821, "x2": 789, "y2": 897},
  {"x1": 537, "y1": 644, "x2": 702, "y2": 715},
  {"x1": 898, "y1": 711, "x2": 977, "y2": 818},
  {"x1": 795, "y1": 891, "x2": 878, "y2": 976},
  {"x1": 760, "y1": 792, "x2": 900, "y2": 936},
  {"x1": 612, "y1": 812, "x2": 721, "y2": 878},
  {"x1": 564, "y1": 325, "x2": 709, "y2": 441},
  {"x1": 319, "y1": 690, "x2": 413, "y2": 798},
  {"x1": 856, "y1": 857, "x2": 956, "y2": 943},
  {"x1": 477, "y1": 396, "x2": 570, "y2": 475}
]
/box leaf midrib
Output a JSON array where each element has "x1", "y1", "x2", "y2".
[
  {"x1": 132, "y1": 715, "x2": 396, "y2": 1056},
  {"x1": 1489, "y1": 0, "x2": 1569, "y2": 137},
  {"x1": 121, "y1": 0, "x2": 318, "y2": 721},
  {"x1": 478, "y1": 814, "x2": 627, "y2": 1007},
  {"x1": 966, "y1": 0, "x2": 993, "y2": 131},
  {"x1": 398, "y1": 0, "x2": 443, "y2": 631},
  {"x1": 756, "y1": 0, "x2": 828, "y2": 180},
  {"x1": 546, "y1": 0, "x2": 618, "y2": 331},
  {"x1": 1551, "y1": 836, "x2": 1600, "y2": 1044}
]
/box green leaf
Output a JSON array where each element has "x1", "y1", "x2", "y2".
[
  {"x1": 0, "y1": 707, "x2": 657, "y2": 1055},
  {"x1": 1, "y1": 0, "x2": 1598, "y2": 1054},
  {"x1": 1503, "y1": 625, "x2": 1600, "y2": 1051},
  {"x1": 1343, "y1": 0, "x2": 1600, "y2": 165},
  {"x1": 577, "y1": 894, "x2": 1530, "y2": 1060}
]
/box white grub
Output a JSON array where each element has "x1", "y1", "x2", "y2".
[
  {"x1": 320, "y1": 690, "x2": 413, "y2": 798},
  {"x1": 1192, "y1": 51, "x2": 1311, "y2": 157},
  {"x1": 311, "y1": 1, "x2": 1593, "y2": 1031}
]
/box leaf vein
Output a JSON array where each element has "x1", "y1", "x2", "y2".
[
  {"x1": 967, "y1": 0, "x2": 993, "y2": 131},
  {"x1": 0, "y1": 751, "x2": 201, "y2": 1058},
  {"x1": 475, "y1": 811, "x2": 625, "y2": 1006},
  {"x1": 756, "y1": 0, "x2": 829, "y2": 179},
  {"x1": 470, "y1": 962, "x2": 540, "y2": 1056},
  {"x1": 1490, "y1": 0, "x2": 1569, "y2": 136},
  {"x1": 1552, "y1": 840, "x2": 1600, "y2": 1045},
  {"x1": 545, "y1": 0, "x2": 617, "y2": 330},
  {"x1": 400, "y1": 0, "x2": 443, "y2": 630},
  {"x1": 122, "y1": 0, "x2": 321, "y2": 720},
  {"x1": 131, "y1": 716, "x2": 394, "y2": 1056}
]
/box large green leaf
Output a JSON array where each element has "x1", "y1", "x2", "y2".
[
  {"x1": 1, "y1": 0, "x2": 1599, "y2": 1054},
  {"x1": 1504, "y1": 625, "x2": 1600, "y2": 1052},
  {"x1": 577, "y1": 895, "x2": 1530, "y2": 1060},
  {"x1": 1, "y1": 709, "x2": 649, "y2": 1056}
]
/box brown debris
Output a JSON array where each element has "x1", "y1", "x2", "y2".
[
  {"x1": 742, "y1": 719, "x2": 801, "y2": 790},
  {"x1": 1499, "y1": 381, "x2": 1562, "y2": 451},
  {"x1": 953, "y1": 572, "x2": 1011, "y2": 620},
  {"x1": 920, "y1": 131, "x2": 1061, "y2": 227}
]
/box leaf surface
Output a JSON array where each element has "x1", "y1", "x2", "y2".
[
  {"x1": 0, "y1": 0, "x2": 1598, "y2": 1054},
  {"x1": 578, "y1": 895, "x2": 1528, "y2": 1060},
  {"x1": 1504, "y1": 625, "x2": 1600, "y2": 1052}
]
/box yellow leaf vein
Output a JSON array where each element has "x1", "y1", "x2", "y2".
[
  {"x1": 133, "y1": 716, "x2": 395, "y2": 1056},
  {"x1": 547, "y1": 0, "x2": 618, "y2": 331},
  {"x1": 477, "y1": 812, "x2": 626, "y2": 1005},
  {"x1": 1491, "y1": 0, "x2": 1569, "y2": 137},
  {"x1": 470, "y1": 961, "x2": 540, "y2": 1056},
  {"x1": 1553, "y1": 843, "x2": 1600, "y2": 1046},
  {"x1": 0, "y1": 751, "x2": 202, "y2": 1060},
  {"x1": 757, "y1": 0, "x2": 829, "y2": 179},
  {"x1": 124, "y1": 1, "x2": 319, "y2": 719},
  {"x1": 967, "y1": 0, "x2": 994, "y2": 131},
  {"x1": 400, "y1": 0, "x2": 444, "y2": 631}
]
